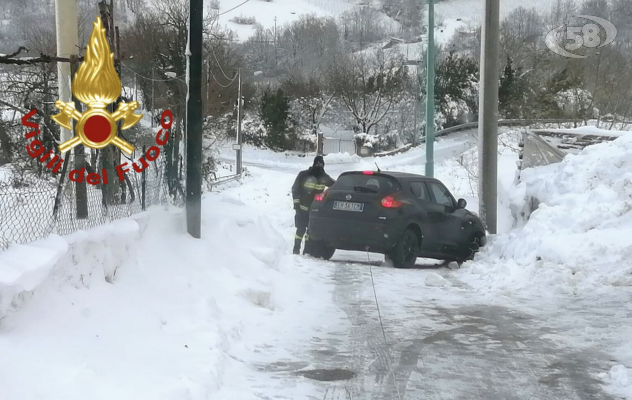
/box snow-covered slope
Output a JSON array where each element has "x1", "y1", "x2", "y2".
[
  {"x1": 460, "y1": 134, "x2": 632, "y2": 297},
  {"x1": 435, "y1": 0, "x2": 579, "y2": 25},
  {"x1": 214, "y1": 0, "x2": 353, "y2": 41},
  {"x1": 212, "y1": 0, "x2": 583, "y2": 43}
]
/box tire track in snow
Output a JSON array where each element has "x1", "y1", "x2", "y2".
[{"x1": 331, "y1": 260, "x2": 406, "y2": 400}]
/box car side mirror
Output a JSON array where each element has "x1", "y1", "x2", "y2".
[{"x1": 457, "y1": 198, "x2": 467, "y2": 209}]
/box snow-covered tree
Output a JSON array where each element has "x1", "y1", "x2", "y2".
[{"x1": 326, "y1": 48, "x2": 408, "y2": 135}]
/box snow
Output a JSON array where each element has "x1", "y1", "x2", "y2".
[
  {"x1": 213, "y1": 0, "x2": 350, "y2": 42},
  {"x1": 459, "y1": 134, "x2": 632, "y2": 298},
  {"x1": 532, "y1": 126, "x2": 632, "y2": 137},
  {"x1": 433, "y1": 0, "x2": 578, "y2": 25},
  {"x1": 0, "y1": 188, "x2": 344, "y2": 399},
  {"x1": 601, "y1": 365, "x2": 632, "y2": 400}
]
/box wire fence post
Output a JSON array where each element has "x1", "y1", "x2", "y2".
[
  {"x1": 52, "y1": 157, "x2": 71, "y2": 220},
  {"x1": 71, "y1": 55, "x2": 88, "y2": 219},
  {"x1": 142, "y1": 145, "x2": 147, "y2": 211}
]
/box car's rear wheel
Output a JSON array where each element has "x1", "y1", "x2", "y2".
[
  {"x1": 306, "y1": 240, "x2": 336, "y2": 260},
  {"x1": 388, "y1": 229, "x2": 419, "y2": 269}
]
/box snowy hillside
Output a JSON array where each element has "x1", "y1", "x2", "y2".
[
  {"x1": 212, "y1": 0, "x2": 583, "y2": 42},
  {"x1": 460, "y1": 134, "x2": 632, "y2": 297},
  {"x1": 214, "y1": 0, "x2": 353, "y2": 41}
]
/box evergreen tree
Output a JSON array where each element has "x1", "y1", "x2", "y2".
[
  {"x1": 260, "y1": 88, "x2": 296, "y2": 151},
  {"x1": 435, "y1": 51, "x2": 479, "y2": 127},
  {"x1": 498, "y1": 57, "x2": 527, "y2": 119}
]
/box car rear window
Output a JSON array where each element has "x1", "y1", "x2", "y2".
[{"x1": 334, "y1": 174, "x2": 400, "y2": 194}]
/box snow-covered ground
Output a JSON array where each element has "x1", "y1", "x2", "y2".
[
  {"x1": 213, "y1": 0, "x2": 353, "y2": 42},
  {"x1": 3, "y1": 126, "x2": 632, "y2": 398},
  {"x1": 532, "y1": 126, "x2": 632, "y2": 137},
  {"x1": 602, "y1": 364, "x2": 632, "y2": 400},
  {"x1": 0, "y1": 192, "x2": 349, "y2": 399},
  {"x1": 459, "y1": 133, "x2": 632, "y2": 298}
]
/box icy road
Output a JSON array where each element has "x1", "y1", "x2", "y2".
[{"x1": 212, "y1": 155, "x2": 632, "y2": 400}]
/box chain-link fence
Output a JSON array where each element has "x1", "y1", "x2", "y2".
[{"x1": 0, "y1": 152, "x2": 171, "y2": 250}]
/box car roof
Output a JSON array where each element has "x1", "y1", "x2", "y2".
[{"x1": 342, "y1": 170, "x2": 442, "y2": 183}]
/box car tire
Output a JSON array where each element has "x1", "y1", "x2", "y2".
[
  {"x1": 388, "y1": 229, "x2": 419, "y2": 269},
  {"x1": 307, "y1": 240, "x2": 336, "y2": 260}
]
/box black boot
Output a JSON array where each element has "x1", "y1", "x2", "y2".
[{"x1": 293, "y1": 239, "x2": 302, "y2": 255}]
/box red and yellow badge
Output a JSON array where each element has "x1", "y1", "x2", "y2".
[{"x1": 52, "y1": 16, "x2": 141, "y2": 156}]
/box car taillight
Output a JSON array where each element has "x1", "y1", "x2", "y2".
[
  {"x1": 381, "y1": 195, "x2": 402, "y2": 208},
  {"x1": 363, "y1": 171, "x2": 373, "y2": 175},
  {"x1": 315, "y1": 193, "x2": 324, "y2": 201}
]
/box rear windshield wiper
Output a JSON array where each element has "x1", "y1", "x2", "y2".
[{"x1": 353, "y1": 186, "x2": 378, "y2": 193}]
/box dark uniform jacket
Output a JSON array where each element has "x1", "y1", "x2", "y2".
[{"x1": 292, "y1": 167, "x2": 335, "y2": 211}]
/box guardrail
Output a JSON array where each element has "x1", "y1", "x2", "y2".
[
  {"x1": 373, "y1": 119, "x2": 582, "y2": 157},
  {"x1": 427, "y1": 118, "x2": 582, "y2": 140},
  {"x1": 208, "y1": 173, "x2": 241, "y2": 188}
]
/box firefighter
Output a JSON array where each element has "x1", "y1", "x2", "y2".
[{"x1": 291, "y1": 155, "x2": 335, "y2": 255}]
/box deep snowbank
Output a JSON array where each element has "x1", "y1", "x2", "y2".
[
  {"x1": 0, "y1": 191, "x2": 331, "y2": 399},
  {"x1": 460, "y1": 134, "x2": 632, "y2": 297}
]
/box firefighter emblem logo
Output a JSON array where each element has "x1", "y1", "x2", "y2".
[{"x1": 52, "y1": 16, "x2": 141, "y2": 156}]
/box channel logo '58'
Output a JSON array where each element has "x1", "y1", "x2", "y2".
[{"x1": 545, "y1": 15, "x2": 617, "y2": 59}]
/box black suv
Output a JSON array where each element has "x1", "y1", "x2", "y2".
[{"x1": 306, "y1": 171, "x2": 487, "y2": 268}]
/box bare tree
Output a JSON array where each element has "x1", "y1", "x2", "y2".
[{"x1": 326, "y1": 48, "x2": 408, "y2": 135}]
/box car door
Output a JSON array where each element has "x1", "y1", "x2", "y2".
[
  {"x1": 426, "y1": 181, "x2": 463, "y2": 252},
  {"x1": 407, "y1": 180, "x2": 440, "y2": 253}
]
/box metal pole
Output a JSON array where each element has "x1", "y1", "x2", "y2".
[
  {"x1": 236, "y1": 70, "x2": 243, "y2": 175},
  {"x1": 54, "y1": 0, "x2": 78, "y2": 143},
  {"x1": 425, "y1": 0, "x2": 435, "y2": 177},
  {"x1": 186, "y1": 0, "x2": 203, "y2": 238},
  {"x1": 71, "y1": 56, "x2": 88, "y2": 219},
  {"x1": 141, "y1": 145, "x2": 146, "y2": 211},
  {"x1": 414, "y1": 71, "x2": 419, "y2": 147},
  {"x1": 478, "y1": 0, "x2": 500, "y2": 234}
]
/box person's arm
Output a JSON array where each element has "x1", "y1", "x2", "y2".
[
  {"x1": 291, "y1": 171, "x2": 304, "y2": 208},
  {"x1": 324, "y1": 173, "x2": 335, "y2": 187}
]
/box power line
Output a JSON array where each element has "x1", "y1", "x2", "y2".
[
  {"x1": 208, "y1": 68, "x2": 236, "y2": 88},
  {"x1": 120, "y1": 62, "x2": 186, "y2": 83},
  {"x1": 210, "y1": 47, "x2": 235, "y2": 82},
  {"x1": 218, "y1": 0, "x2": 251, "y2": 16}
]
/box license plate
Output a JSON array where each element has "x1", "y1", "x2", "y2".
[{"x1": 333, "y1": 201, "x2": 364, "y2": 212}]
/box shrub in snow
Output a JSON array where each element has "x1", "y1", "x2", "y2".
[
  {"x1": 460, "y1": 134, "x2": 632, "y2": 297},
  {"x1": 354, "y1": 133, "x2": 380, "y2": 149},
  {"x1": 556, "y1": 88, "x2": 596, "y2": 120},
  {"x1": 230, "y1": 15, "x2": 257, "y2": 25}
]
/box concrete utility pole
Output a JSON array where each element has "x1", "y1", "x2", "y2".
[
  {"x1": 425, "y1": 0, "x2": 435, "y2": 177},
  {"x1": 186, "y1": 0, "x2": 203, "y2": 239},
  {"x1": 478, "y1": 0, "x2": 501, "y2": 234},
  {"x1": 55, "y1": 0, "x2": 79, "y2": 143}
]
